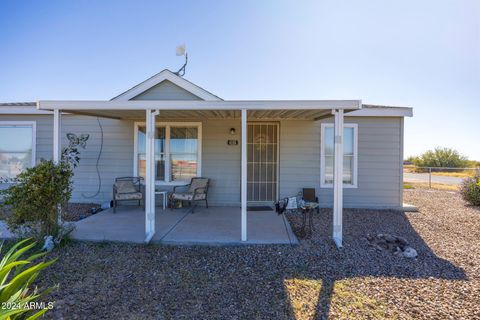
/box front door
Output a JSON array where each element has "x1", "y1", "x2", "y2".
[{"x1": 247, "y1": 123, "x2": 279, "y2": 204}]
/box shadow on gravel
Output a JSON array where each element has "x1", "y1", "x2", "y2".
[
  {"x1": 285, "y1": 208, "x2": 467, "y2": 319},
  {"x1": 41, "y1": 207, "x2": 468, "y2": 319}
]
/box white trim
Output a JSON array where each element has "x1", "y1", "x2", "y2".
[
  {"x1": 333, "y1": 109, "x2": 344, "y2": 248},
  {"x1": 53, "y1": 110, "x2": 61, "y2": 163},
  {"x1": 38, "y1": 100, "x2": 362, "y2": 111},
  {"x1": 0, "y1": 121, "x2": 37, "y2": 170},
  {"x1": 241, "y1": 109, "x2": 247, "y2": 241},
  {"x1": 145, "y1": 110, "x2": 156, "y2": 242},
  {"x1": 349, "y1": 107, "x2": 413, "y2": 117},
  {"x1": 134, "y1": 121, "x2": 202, "y2": 184},
  {"x1": 399, "y1": 117, "x2": 404, "y2": 207},
  {"x1": 31, "y1": 122, "x2": 36, "y2": 166},
  {"x1": 165, "y1": 124, "x2": 171, "y2": 182},
  {"x1": 145, "y1": 231, "x2": 154, "y2": 243},
  {"x1": 320, "y1": 123, "x2": 358, "y2": 188},
  {"x1": 112, "y1": 70, "x2": 222, "y2": 101}
]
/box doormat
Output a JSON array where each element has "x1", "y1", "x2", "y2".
[{"x1": 247, "y1": 206, "x2": 273, "y2": 211}]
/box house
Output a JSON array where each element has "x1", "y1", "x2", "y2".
[{"x1": 0, "y1": 69, "x2": 413, "y2": 246}]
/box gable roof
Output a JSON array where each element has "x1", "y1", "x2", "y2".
[{"x1": 111, "y1": 69, "x2": 222, "y2": 101}]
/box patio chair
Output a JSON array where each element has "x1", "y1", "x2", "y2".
[
  {"x1": 170, "y1": 177, "x2": 209, "y2": 213},
  {"x1": 302, "y1": 188, "x2": 320, "y2": 214},
  {"x1": 112, "y1": 177, "x2": 144, "y2": 213}
]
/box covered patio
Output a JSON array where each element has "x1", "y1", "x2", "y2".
[
  {"x1": 38, "y1": 98, "x2": 361, "y2": 247},
  {"x1": 71, "y1": 206, "x2": 297, "y2": 245}
]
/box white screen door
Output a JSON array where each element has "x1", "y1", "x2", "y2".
[{"x1": 247, "y1": 123, "x2": 279, "y2": 203}]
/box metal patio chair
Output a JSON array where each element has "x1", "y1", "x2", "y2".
[
  {"x1": 302, "y1": 188, "x2": 320, "y2": 214},
  {"x1": 170, "y1": 177, "x2": 209, "y2": 213},
  {"x1": 112, "y1": 176, "x2": 144, "y2": 213}
]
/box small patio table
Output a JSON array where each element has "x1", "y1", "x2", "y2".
[
  {"x1": 155, "y1": 189, "x2": 168, "y2": 210},
  {"x1": 300, "y1": 201, "x2": 318, "y2": 238}
]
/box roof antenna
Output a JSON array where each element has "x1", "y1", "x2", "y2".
[{"x1": 174, "y1": 44, "x2": 187, "y2": 76}]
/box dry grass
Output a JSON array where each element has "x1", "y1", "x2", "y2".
[
  {"x1": 431, "y1": 171, "x2": 476, "y2": 178},
  {"x1": 404, "y1": 182, "x2": 458, "y2": 191},
  {"x1": 403, "y1": 165, "x2": 478, "y2": 178}
]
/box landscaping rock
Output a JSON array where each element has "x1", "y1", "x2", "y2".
[
  {"x1": 365, "y1": 233, "x2": 416, "y2": 258},
  {"x1": 402, "y1": 247, "x2": 418, "y2": 258},
  {"x1": 63, "y1": 203, "x2": 101, "y2": 222},
  {"x1": 34, "y1": 189, "x2": 479, "y2": 320},
  {"x1": 384, "y1": 234, "x2": 397, "y2": 243}
]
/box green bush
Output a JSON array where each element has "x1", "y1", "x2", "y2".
[
  {"x1": 0, "y1": 160, "x2": 73, "y2": 241},
  {"x1": 412, "y1": 147, "x2": 469, "y2": 168},
  {"x1": 0, "y1": 238, "x2": 56, "y2": 319},
  {"x1": 460, "y1": 176, "x2": 480, "y2": 206}
]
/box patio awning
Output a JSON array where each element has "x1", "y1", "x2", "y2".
[
  {"x1": 37, "y1": 99, "x2": 361, "y2": 120},
  {"x1": 44, "y1": 99, "x2": 354, "y2": 248}
]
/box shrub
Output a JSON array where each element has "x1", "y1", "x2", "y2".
[
  {"x1": 0, "y1": 160, "x2": 73, "y2": 241},
  {"x1": 0, "y1": 238, "x2": 56, "y2": 319},
  {"x1": 460, "y1": 176, "x2": 480, "y2": 206},
  {"x1": 412, "y1": 147, "x2": 469, "y2": 168}
]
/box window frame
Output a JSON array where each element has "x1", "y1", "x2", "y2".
[
  {"x1": 0, "y1": 121, "x2": 36, "y2": 179},
  {"x1": 320, "y1": 122, "x2": 358, "y2": 188},
  {"x1": 133, "y1": 121, "x2": 202, "y2": 185}
]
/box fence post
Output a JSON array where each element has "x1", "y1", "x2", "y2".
[{"x1": 429, "y1": 167, "x2": 432, "y2": 188}]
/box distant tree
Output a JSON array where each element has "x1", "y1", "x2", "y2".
[
  {"x1": 404, "y1": 156, "x2": 418, "y2": 163},
  {"x1": 412, "y1": 147, "x2": 469, "y2": 168},
  {"x1": 466, "y1": 160, "x2": 480, "y2": 168}
]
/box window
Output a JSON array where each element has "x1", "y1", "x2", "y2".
[
  {"x1": 137, "y1": 126, "x2": 166, "y2": 181},
  {"x1": 320, "y1": 123, "x2": 357, "y2": 188},
  {"x1": 0, "y1": 122, "x2": 36, "y2": 180},
  {"x1": 134, "y1": 122, "x2": 201, "y2": 184}
]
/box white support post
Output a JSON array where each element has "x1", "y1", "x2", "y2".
[
  {"x1": 241, "y1": 109, "x2": 247, "y2": 241},
  {"x1": 333, "y1": 109, "x2": 344, "y2": 248},
  {"x1": 53, "y1": 109, "x2": 61, "y2": 163},
  {"x1": 145, "y1": 109, "x2": 157, "y2": 243},
  {"x1": 53, "y1": 109, "x2": 62, "y2": 224}
]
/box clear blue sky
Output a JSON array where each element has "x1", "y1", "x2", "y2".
[{"x1": 1, "y1": 0, "x2": 479, "y2": 159}]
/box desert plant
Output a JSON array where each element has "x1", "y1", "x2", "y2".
[
  {"x1": 460, "y1": 176, "x2": 480, "y2": 206},
  {"x1": 0, "y1": 238, "x2": 56, "y2": 319},
  {"x1": 412, "y1": 147, "x2": 469, "y2": 168},
  {"x1": 0, "y1": 160, "x2": 73, "y2": 241}
]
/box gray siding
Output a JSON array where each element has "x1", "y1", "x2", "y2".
[
  {"x1": 279, "y1": 117, "x2": 403, "y2": 208},
  {"x1": 202, "y1": 119, "x2": 241, "y2": 206},
  {"x1": 0, "y1": 115, "x2": 53, "y2": 164},
  {"x1": 1, "y1": 114, "x2": 403, "y2": 208},
  {"x1": 60, "y1": 117, "x2": 134, "y2": 203},
  {"x1": 0, "y1": 114, "x2": 134, "y2": 203},
  {"x1": 131, "y1": 80, "x2": 201, "y2": 101}
]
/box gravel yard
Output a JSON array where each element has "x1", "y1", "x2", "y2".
[
  {"x1": 37, "y1": 188, "x2": 479, "y2": 319},
  {"x1": 63, "y1": 203, "x2": 101, "y2": 222}
]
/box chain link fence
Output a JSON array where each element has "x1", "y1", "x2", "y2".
[{"x1": 404, "y1": 166, "x2": 480, "y2": 188}]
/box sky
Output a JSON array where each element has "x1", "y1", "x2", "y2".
[{"x1": 0, "y1": 0, "x2": 479, "y2": 159}]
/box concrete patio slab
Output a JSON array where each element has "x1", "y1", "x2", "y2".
[
  {"x1": 71, "y1": 206, "x2": 297, "y2": 245},
  {"x1": 71, "y1": 206, "x2": 188, "y2": 243}
]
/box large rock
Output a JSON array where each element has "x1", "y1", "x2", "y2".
[
  {"x1": 384, "y1": 234, "x2": 397, "y2": 243},
  {"x1": 396, "y1": 236, "x2": 408, "y2": 246},
  {"x1": 402, "y1": 247, "x2": 418, "y2": 258},
  {"x1": 367, "y1": 233, "x2": 416, "y2": 258}
]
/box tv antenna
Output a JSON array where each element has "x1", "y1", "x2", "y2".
[{"x1": 174, "y1": 44, "x2": 188, "y2": 76}]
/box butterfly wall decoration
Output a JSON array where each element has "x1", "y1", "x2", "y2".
[
  {"x1": 66, "y1": 133, "x2": 90, "y2": 148},
  {"x1": 62, "y1": 133, "x2": 90, "y2": 168}
]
